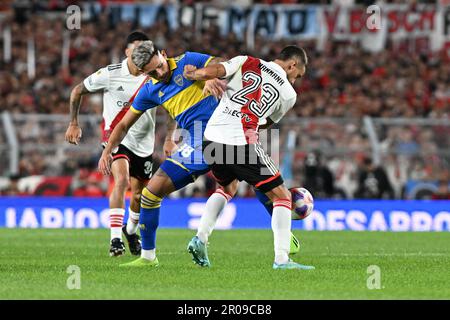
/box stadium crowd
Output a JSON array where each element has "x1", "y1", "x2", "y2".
[{"x1": 0, "y1": 3, "x2": 449, "y2": 199}]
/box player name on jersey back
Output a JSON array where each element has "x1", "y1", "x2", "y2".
[
  {"x1": 204, "y1": 55, "x2": 297, "y2": 146},
  {"x1": 83, "y1": 59, "x2": 156, "y2": 157}
]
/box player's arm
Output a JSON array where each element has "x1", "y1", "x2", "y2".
[
  {"x1": 259, "y1": 118, "x2": 275, "y2": 130},
  {"x1": 98, "y1": 109, "x2": 141, "y2": 175},
  {"x1": 184, "y1": 55, "x2": 245, "y2": 81},
  {"x1": 65, "y1": 82, "x2": 91, "y2": 145},
  {"x1": 183, "y1": 64, "x2": 226, "y2": 81},
  {"x1": 163, "y1": 115, "x2": 178, "y2": 157},
  {"x1": 65, "y1": 68, "x2": 108, "y2": 145},
  {"x1": 202, "y1": 57, "x2": 227, "y2": 98}
]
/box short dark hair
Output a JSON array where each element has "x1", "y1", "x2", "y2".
[
  {"x1": 278, "y1": 45, "x2": 308, "y2": 66},
  {"x1": 126, "y1": 31, "x2": 149, "y2": 46},
  {"x1": 132, "y1": 40, "x2": 159, "y2": 70}
]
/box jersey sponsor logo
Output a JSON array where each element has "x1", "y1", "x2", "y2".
[
  {"x1": 222, "y1": 106, "x2": 252, "y2": 122},
  {"x1": 116, "y1": 101, "x2": 131, "y2": 108},
  {"x1": 174, "y1": 74, "x2": 184, "y2": 87}
]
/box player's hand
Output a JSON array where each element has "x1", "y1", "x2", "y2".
[
  {"x1": 98, "y1": 151, "x2": 113, "y2": 176},
  {"x1": 183, "y1": 65, "x2": 197, "y2": 80},
  {"x1": 204, "y1": 78, "x2": 226, "y2": 99},
  {"x1": 163, "y1": 140, "x2": 178, "y2": 158},
  {"x1": 65, "y1": 124, "x2": 82, "y2": 145}
]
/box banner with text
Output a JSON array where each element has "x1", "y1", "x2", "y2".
[
  {"x1": 0, "y1": 197, "x2": 449, "y2": 232},
  {"x1": 81, "y1": 3, "x2": 450, "y2": 52}
]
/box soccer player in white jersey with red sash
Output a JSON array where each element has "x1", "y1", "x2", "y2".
[
  {"x1": 184, "y1": 46, "x2": 315, "y2": 270},
  {"x1": 65, "y1": 32, "x2": 175, "y2": 257}
]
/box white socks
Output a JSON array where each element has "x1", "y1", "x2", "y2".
[
  {"x1": 126, "y1": 207, "x2": 140, "y2": 235},
  {"x1": 196, "y1": 189, "x2": 232, "y2": 244},
  {"x1": 272, "y1": 199, "x2": 292, "y2": 265},
  {"x1": 110, "y1": 208, "x2": 125, "y2": 240},
  {"x1": 142, "y1": 249, "x2": 156, "y2": 261}
]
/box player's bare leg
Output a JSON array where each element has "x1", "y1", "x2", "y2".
[
  {"x1": 109, "y1": 158, "x2": 130, "y2": 257},
  {"x1": 266, "y1": 185, "x2": 314, "y2": 270},
  {"x1": 121, "y1": 177, "x2": 147, "y2": 255},
  {"x1": 120, "y1": 168, "x2": 176, "y2": 267}
]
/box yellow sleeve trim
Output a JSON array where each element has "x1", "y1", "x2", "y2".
[
  {"x1": 204, "y1": 56, "x2": 214, "y2": 67},
  {"x1": 130, "y1": 106, "x2": 143, "y2": 114}
]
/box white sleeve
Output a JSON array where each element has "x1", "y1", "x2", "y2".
[
  {"x1": 83, "y1": 67, "x2": 109, "y2": 92},
  {"x1": 220, "y1": 55, "x2": 247, "y2": 79},
  {"x1": 269, "y1": 96, "x2": 296, "y2": 123}
]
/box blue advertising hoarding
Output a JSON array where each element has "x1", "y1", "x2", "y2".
[{"x1": 0, "y1": 197, "x2": 449, "y2": 231}]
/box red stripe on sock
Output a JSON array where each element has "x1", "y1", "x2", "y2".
[
  {"x1": 273, "y1": 198, "x2": 292, "y2": 210},
  {"x1": 273, "y1": 203, "x2": 292, "y2": 210}
]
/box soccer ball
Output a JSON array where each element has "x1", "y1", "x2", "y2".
[{"x1": 290, "y1": 187, "x2": 314, "y2": 220}]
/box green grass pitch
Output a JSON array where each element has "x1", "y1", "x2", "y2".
[{"x1": 1, "y1": 228, "x2": 449, "y2": 299}]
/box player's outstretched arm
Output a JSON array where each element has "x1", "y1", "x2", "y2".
[
  {"x1": 65, "y1": 82, "x2": 90, "y2": 145},
  {"x1": 183, "y1": 64, "x2": 226, "y2": 81},
  {"x1": 98, "y1": 110, "x2": 141, "y2": 175}
]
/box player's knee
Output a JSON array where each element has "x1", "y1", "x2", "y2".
[
  {"x1": 141, "y1": 187, "x2": 162, "y2": 209},
  {"x1": 270, "y1": 185, "x2": 291, "y2": 202},
  {"x1": 113, "y1": 174, "x2": 129, "y2": 193},
  {"x1": 131, "y1": 191, "x2": 141, "y2": 207},
  {"x1": 221, "y1": 180, "x2": 238, "y2": 197}
]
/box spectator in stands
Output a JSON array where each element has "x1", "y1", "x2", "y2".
[
  {"x1": 303, "y1": 150, "x2": 335, "y2": 199},
  {"x1": 432, "y1": 180, "x2": 450, "y2": 200},
  {"x1": 0, "y1": 3, "x2": 449, "y2": 199},
  {"x1": 354, "y1": 156, "x2": 395, "y2": 199},
  {"x1": 0, "y1": 174, "x2": 28, "y2": 196}
]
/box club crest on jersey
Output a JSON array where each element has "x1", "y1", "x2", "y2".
[
  {"x1": 158, "y1": 90, "x2": 165, "y2": 98},
  {"x1": 174, "y1": 74, "x2": 184, "y2": 87}
]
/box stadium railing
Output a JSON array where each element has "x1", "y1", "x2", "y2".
[{"x1": 1, "y1": 112, "x2": 449, "y2": 199}]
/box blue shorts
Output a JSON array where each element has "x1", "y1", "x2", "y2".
[{"x1": 159, "y1": 142, "x2": 210, "y2": 191}]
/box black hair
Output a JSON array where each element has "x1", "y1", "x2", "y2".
[
  {"x1": 278, "y1": 45, "x2": 308, "y2": 66},
  {"x1": 126, "y1": 31, "x2": 149, "y2": 46}
]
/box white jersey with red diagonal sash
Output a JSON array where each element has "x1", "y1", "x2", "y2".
[
  {"x1": 204, "y1": 55, "x2": 297, "y2": 146},
  {"x1": 83, "y1": 59, "x2": 156, "y2": 157}
]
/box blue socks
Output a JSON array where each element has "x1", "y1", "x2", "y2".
[{"x1": 254, "y1": 189, "x2": 274, "y2": 216}]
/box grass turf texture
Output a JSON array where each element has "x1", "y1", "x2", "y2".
[{"x1": 1, "y1": 229, "x2": 449, "y2": 299}]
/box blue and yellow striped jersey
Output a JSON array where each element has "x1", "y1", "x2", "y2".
[{"x1": 130, "y1": 51, "x2": 218, "y2": 131}]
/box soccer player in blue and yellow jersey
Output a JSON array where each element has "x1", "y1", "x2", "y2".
[{"x1": 98, "y1": 40, "x2": 299, "y2": 267}]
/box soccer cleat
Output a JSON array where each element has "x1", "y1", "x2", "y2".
[
  {"x1": 119, "y1": 257, "x2": 159, "y2": 268},
  {"x1": 289, "y1": 232, "x2": 300, "y2": 255},
  {"x1": 273, "y1": 259, "x2": 315, "y2": 270},
  {"x1": 109, "y1": 238, "x2": 126, "y2": 257},
  {"x1": 187, "y1": 236, "x2": 211, "y2": 267},
  {"x1": 122, "y1": 225, "x2": 142, "y2": 256}
]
